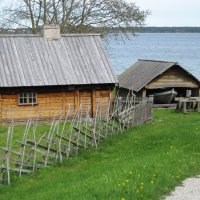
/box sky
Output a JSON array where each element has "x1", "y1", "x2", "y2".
[
  {"x1": 128, "y1": 0, "x2": 200, "y2": 27},
  {"x1": 0, "y1": 0, "x2": 200, "y2": 27}
]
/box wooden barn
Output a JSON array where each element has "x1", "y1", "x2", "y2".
[
  {"x1": 0, "y1": 25, "x2": 118, "y2": 124},
  {"x1": 118, "y1": 60, "x2": 200, "y2": 99}
]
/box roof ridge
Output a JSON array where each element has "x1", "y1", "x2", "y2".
[
  {"x1": 0, "y1": 34, "x2": 40, "y2": 37},
  {"x1": 0, "y1": 33, "x2": 101, "y2": 38},
  {"x1": 138, "y1": 59, "x2": 177, "y2": 64}
]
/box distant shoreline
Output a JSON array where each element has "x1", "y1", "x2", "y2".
[
  {"x1": 1, "y1": 27, "x2": 200, "y2": 34},
  {"x1": 140, "y1": 27, "x2": 200, "y2": 33}
]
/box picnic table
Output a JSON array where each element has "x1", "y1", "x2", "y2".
[{"x1": 175, "y1": 97, "x2": 200, "y2": 113}]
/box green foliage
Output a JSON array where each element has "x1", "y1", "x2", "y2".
[{"x1": 1, "y1": 109, "x2": 200, "y2": 200}]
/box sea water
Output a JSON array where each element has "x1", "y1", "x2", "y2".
[{"x1": 104, "y1": 33, "x2": 200, "y2": 79}]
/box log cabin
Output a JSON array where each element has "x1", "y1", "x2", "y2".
[
  {"x1": 0, "y1": 25, "x2": 118, "y2": 124},
  {"x1": 118, "y1": 59, "x2": 200, "y2": 100}
]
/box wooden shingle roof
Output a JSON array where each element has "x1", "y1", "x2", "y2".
[
  {"x1": 0, "y1": 34, "x2": 117, "y2": 87},
  {"x1": 118, "y1": 60, "x2": 200, "y2": 92}
]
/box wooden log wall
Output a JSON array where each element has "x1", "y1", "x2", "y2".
[
  {"x1": 146, "y1": 67, "x2": 199, "y2": 89},
  {"x1": 79, "y1": 90, "x2": 92, "y2": 117},
  {"x1": 95, "y1": 90, "x2": 112, "y2": 116},
  {"x1": 0, "y1": 86, "x2": 113, "y2": 124}
]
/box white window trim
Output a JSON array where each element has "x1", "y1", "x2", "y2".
[{"x1": 18, "y1": 92, "x2": 37, "y2": 105}]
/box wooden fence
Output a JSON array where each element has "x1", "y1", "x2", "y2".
[{"x1": 0, "y1": 96, "x2": 153, "y2": 184}]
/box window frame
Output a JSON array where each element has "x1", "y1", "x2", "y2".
[{"x1": 18, "y1": 92, "x2": 37, "y2": 106}]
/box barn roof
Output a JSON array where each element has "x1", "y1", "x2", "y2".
[
  {"x1": 118, "y1": 59, "x2": 200, "y2": 92},
  {"x1": 0, "y1": 34, "x2": 117, "y2": 87}
]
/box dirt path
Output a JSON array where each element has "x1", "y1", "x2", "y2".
[{"x1": 164, "y1": 176, "x2": 200, "y2": 200}]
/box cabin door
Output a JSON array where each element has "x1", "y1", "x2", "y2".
[{"x1": 79, "y1": 90, "x2": 92, "y2": 117}]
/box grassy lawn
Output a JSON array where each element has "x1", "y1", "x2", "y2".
[{"x1": 0, "y1": 109, "x2": 200, "y2": 200}]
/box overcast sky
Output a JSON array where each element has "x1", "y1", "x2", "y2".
[
  {"x1": 1, "y1": 0, "x2": 200, "y2": 27},
  {"x1": 129, "y1": 0, "x2": 200, "y2": 27}
]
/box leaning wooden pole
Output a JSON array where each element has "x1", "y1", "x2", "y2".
[
  {"x1": 19, "y1": 118, "x2": 32, "y2": 177},
  {"x1": 4, "y1": 122, "x2": 13, "y2": 184},
  {"x1": 105, "y1": 97, "x2": 111, "y2": 137},
  {"x1": 57, "y1": 104, "x2": 71, "y2": 163},
  {"x1": 92, "y1": 98, "x2": 100, "y2": 147},
  {"x1": 44, "y1": 119, "x2": 57, "y2": 167},
  {"x1": 32, "y1": 116, "x2": 39, "y2": 172}
]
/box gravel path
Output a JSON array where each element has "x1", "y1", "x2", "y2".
[{"x1": 164, "y1": 176, "x2": 200, "y2": 200}]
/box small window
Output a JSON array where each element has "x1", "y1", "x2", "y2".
[{"x1": 19, "y1": 92, "x2": 37, "y2": 105}]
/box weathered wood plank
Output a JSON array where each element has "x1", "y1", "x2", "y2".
[
  {"x1": 0, "y1": 147, "x2": 22, "y2": 156},
  {"x1": 26, "y1": 140, "x2": 66, "y2": 155},
  {"x1": 81, "y1": 125, "x2": 105, "y2": 139},
  {"x1": 73, "y1": 126, "x2": 100, "y2": 141},
  {"x1": 0, "y1": 166, "x2": 32, "y2": 174},
  {"x1": 0, "y1": 156, "x2": 43, "y2": 169},
  {"x1": 56, "y1": 134, "x2": 84, "y2": 148}
]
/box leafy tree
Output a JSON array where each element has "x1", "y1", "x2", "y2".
[{"x1": 0, "y1": 0, "x2": 150, "y2": 36}]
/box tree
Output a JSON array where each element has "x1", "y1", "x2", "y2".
[{"x1": 0, "y1": 0, "x2": 150, "y2": 36}]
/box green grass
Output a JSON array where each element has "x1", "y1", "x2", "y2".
[
  {"x1": 1, "y1": 109, "x2": 200, "y2": 200},
  {"x1": 0, "y1": 124, "x2": 51, "y2": 146}
]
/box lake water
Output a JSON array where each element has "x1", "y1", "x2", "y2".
[{"x1": 104, "y1": 33, "x2": 200, "y2": 79}]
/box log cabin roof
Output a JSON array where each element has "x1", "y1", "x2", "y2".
[
  {"x1": 118, "y1": 59, "x2": 200, "y2": 92},
  {"x1": 0, "y1": 34, "x2": 117, "y2": 87}
]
